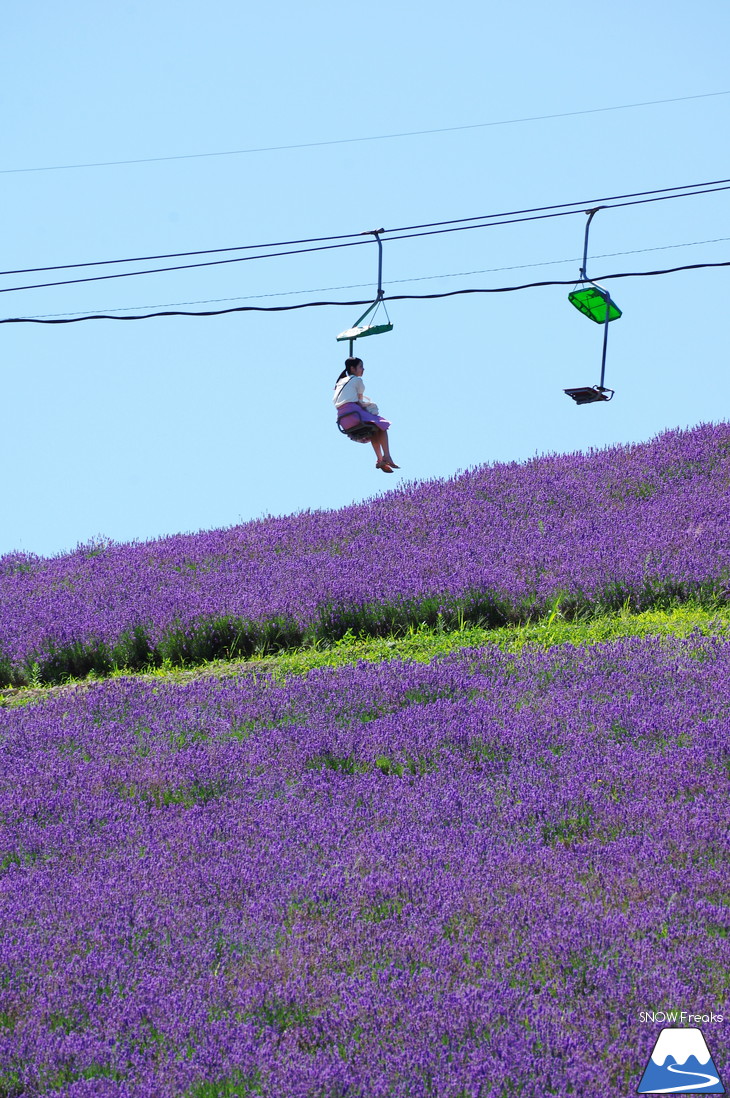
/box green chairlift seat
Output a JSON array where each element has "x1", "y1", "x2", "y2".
[{"x1": 568, "y1": 285, "x2": 622, "y2": 323}]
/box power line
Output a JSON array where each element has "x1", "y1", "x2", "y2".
[
  {"x1": 2, "y1": 181, "x2": 729, "y2": 297},
  {"x1": 3, "y1": 176, "x2": 729, "y2": 278},
  {"x1": 2, "y1": 259, "x2": 727, "y2": 325},
  {"x1": 29, "y1": 237, "x2": 730, "y2": 319},
  {"x1": 2, "y1": 90, "x2": 728, "y2": 176}
]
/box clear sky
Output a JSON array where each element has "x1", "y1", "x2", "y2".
[{"x1": 3, "y1": 0, "x2": 729, "y2": 558}]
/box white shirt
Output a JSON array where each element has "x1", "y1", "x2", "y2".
[{"x1": 333, "y1": 374, "x2": 372, "y2": 408}]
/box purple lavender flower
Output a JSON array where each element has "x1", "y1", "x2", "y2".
[{"x1": 1, "y1": 634, "x2": 727, "y2": 1095}]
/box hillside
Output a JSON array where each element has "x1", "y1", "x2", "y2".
[
  {"x1": 2, "y1": 421, "x2": 730, "y2": 686},
  {"x1": 1, "y1": 423, "x2": 728, "y2": 1098}
]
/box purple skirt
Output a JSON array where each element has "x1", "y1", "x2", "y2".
[{"x1": 336, "y1": 401, "x2": 391, "y2": 432}]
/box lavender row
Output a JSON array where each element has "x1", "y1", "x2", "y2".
[
  {"x1": 1, "y1": 633, "x2": 728, "y2": 1096},
  {"x1": 2, "y1": 422, "x2": 730, "y2": 683}
]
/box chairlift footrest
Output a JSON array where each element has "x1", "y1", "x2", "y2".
[{"x1": 564, "y1": 386, "x2": 615, "y2": 405}]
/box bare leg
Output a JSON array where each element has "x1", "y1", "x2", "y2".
[
  {"x1": 370, "y1": 435, "x2": 385, "y2": 462},
  {"x1": 381, "y1": 430, "x2": 398, "y2": 467}
]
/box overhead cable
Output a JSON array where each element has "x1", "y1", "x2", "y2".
[
  {"x1": 3, "y1": 259, "x2": 728, "y2": 325},
  {"x1": 387, "y1": 177, "x2": 730, "y2": 234},
  {"x1": 3, "y1": 175, "x2": 729, "y2": 278},
  {"x1": 2, "y1": 182, "x2": 729, "y2": 297},
  {"x1": 2, "y1": 90, "x2": 728, "y2": 176},
  {"x1": 383, "y1": 185, "x2": 730, "y2": 246},
  {"x1": 0, "y1": 238, "x2": 376, "y2": 295},
  {"x1": 0, "y1": 230, "x2": 366, "y2": 277}
]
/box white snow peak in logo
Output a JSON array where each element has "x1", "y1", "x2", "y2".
[{"x1": 637, "y1": 1027, "x2": 725, "y2": 1094}]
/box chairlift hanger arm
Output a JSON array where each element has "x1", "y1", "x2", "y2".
[
  {"x1": 580, "y1": 207, "x2": 603, "y2": 281},
  {"x1": 570, "y1": 210, "x2": 622, "y2": 324},
  {"x1": 361, "y1": 229, "x2": 386, "y2": 298}
]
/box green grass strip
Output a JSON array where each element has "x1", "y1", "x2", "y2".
[
  {"x1": 265, "y1": 599, "x2": 730, "y2": 675},
  {"x1": 3, "y1": 600, "x2": 730, "y2": 709}
]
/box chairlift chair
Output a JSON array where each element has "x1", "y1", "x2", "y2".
[
  {"x1": 336, "y1": 405, "x2": 381, "y2": 443},
  {"x1": 335, "y1": 229, "x2": 394, "y2": 441},
  {"x1": 565, "y1": 209, "x2": 622, "y2": 405}
]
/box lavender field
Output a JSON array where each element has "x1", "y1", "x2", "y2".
[
  {"x1": 2, "y1": 423, "x2": 730, "y2": 685},
  {"x1": 2, "y1": 422, "x2": 729, "y2": 1098},
  {"x1": 1, "y1": 634, "x2": 728, "y2": 1097}
]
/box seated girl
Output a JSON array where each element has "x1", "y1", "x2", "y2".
[{"x1": 333, "y1": 356, "x2": 399, "y2": 473}]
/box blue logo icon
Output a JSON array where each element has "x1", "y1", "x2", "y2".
[{"x1": 638, "y1": 1027, "x2": 725, "y2": 1093}]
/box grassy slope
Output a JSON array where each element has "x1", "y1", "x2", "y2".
[{"x1": 3, "y1": 600, "x2": 729, "y2": 709}]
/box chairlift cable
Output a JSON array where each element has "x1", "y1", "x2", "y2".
[
  {"x1": 0, "y1": 237, "x2": 379, "y2": 295},
  {"x1": 2, "y1": 183, "x2": 729, "y2": 298},
  {"x1": 1, "y1": 176, "x2": 728, "y2": 284},
  {"x1": 381, "y1": 184, "x2": 730, "y2": 247},
  {"x1": 0, "y1": 230, "x2": 367, "y2": 278},
  {"x1": 386, "y1": 177, "x2": 730, "y2": 235}
]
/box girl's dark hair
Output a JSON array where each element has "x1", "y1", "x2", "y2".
[{"x1": 336, "y1": 357, "x2": 363, "y2": 383}]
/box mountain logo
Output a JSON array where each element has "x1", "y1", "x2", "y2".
[{"x1": 637, "y1": 1027, "x2": 725, "y2": 1093}]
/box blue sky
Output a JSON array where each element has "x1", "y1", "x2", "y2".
[{"x1": 3, "y1": 0, "x2": 729, "y2": 558}]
